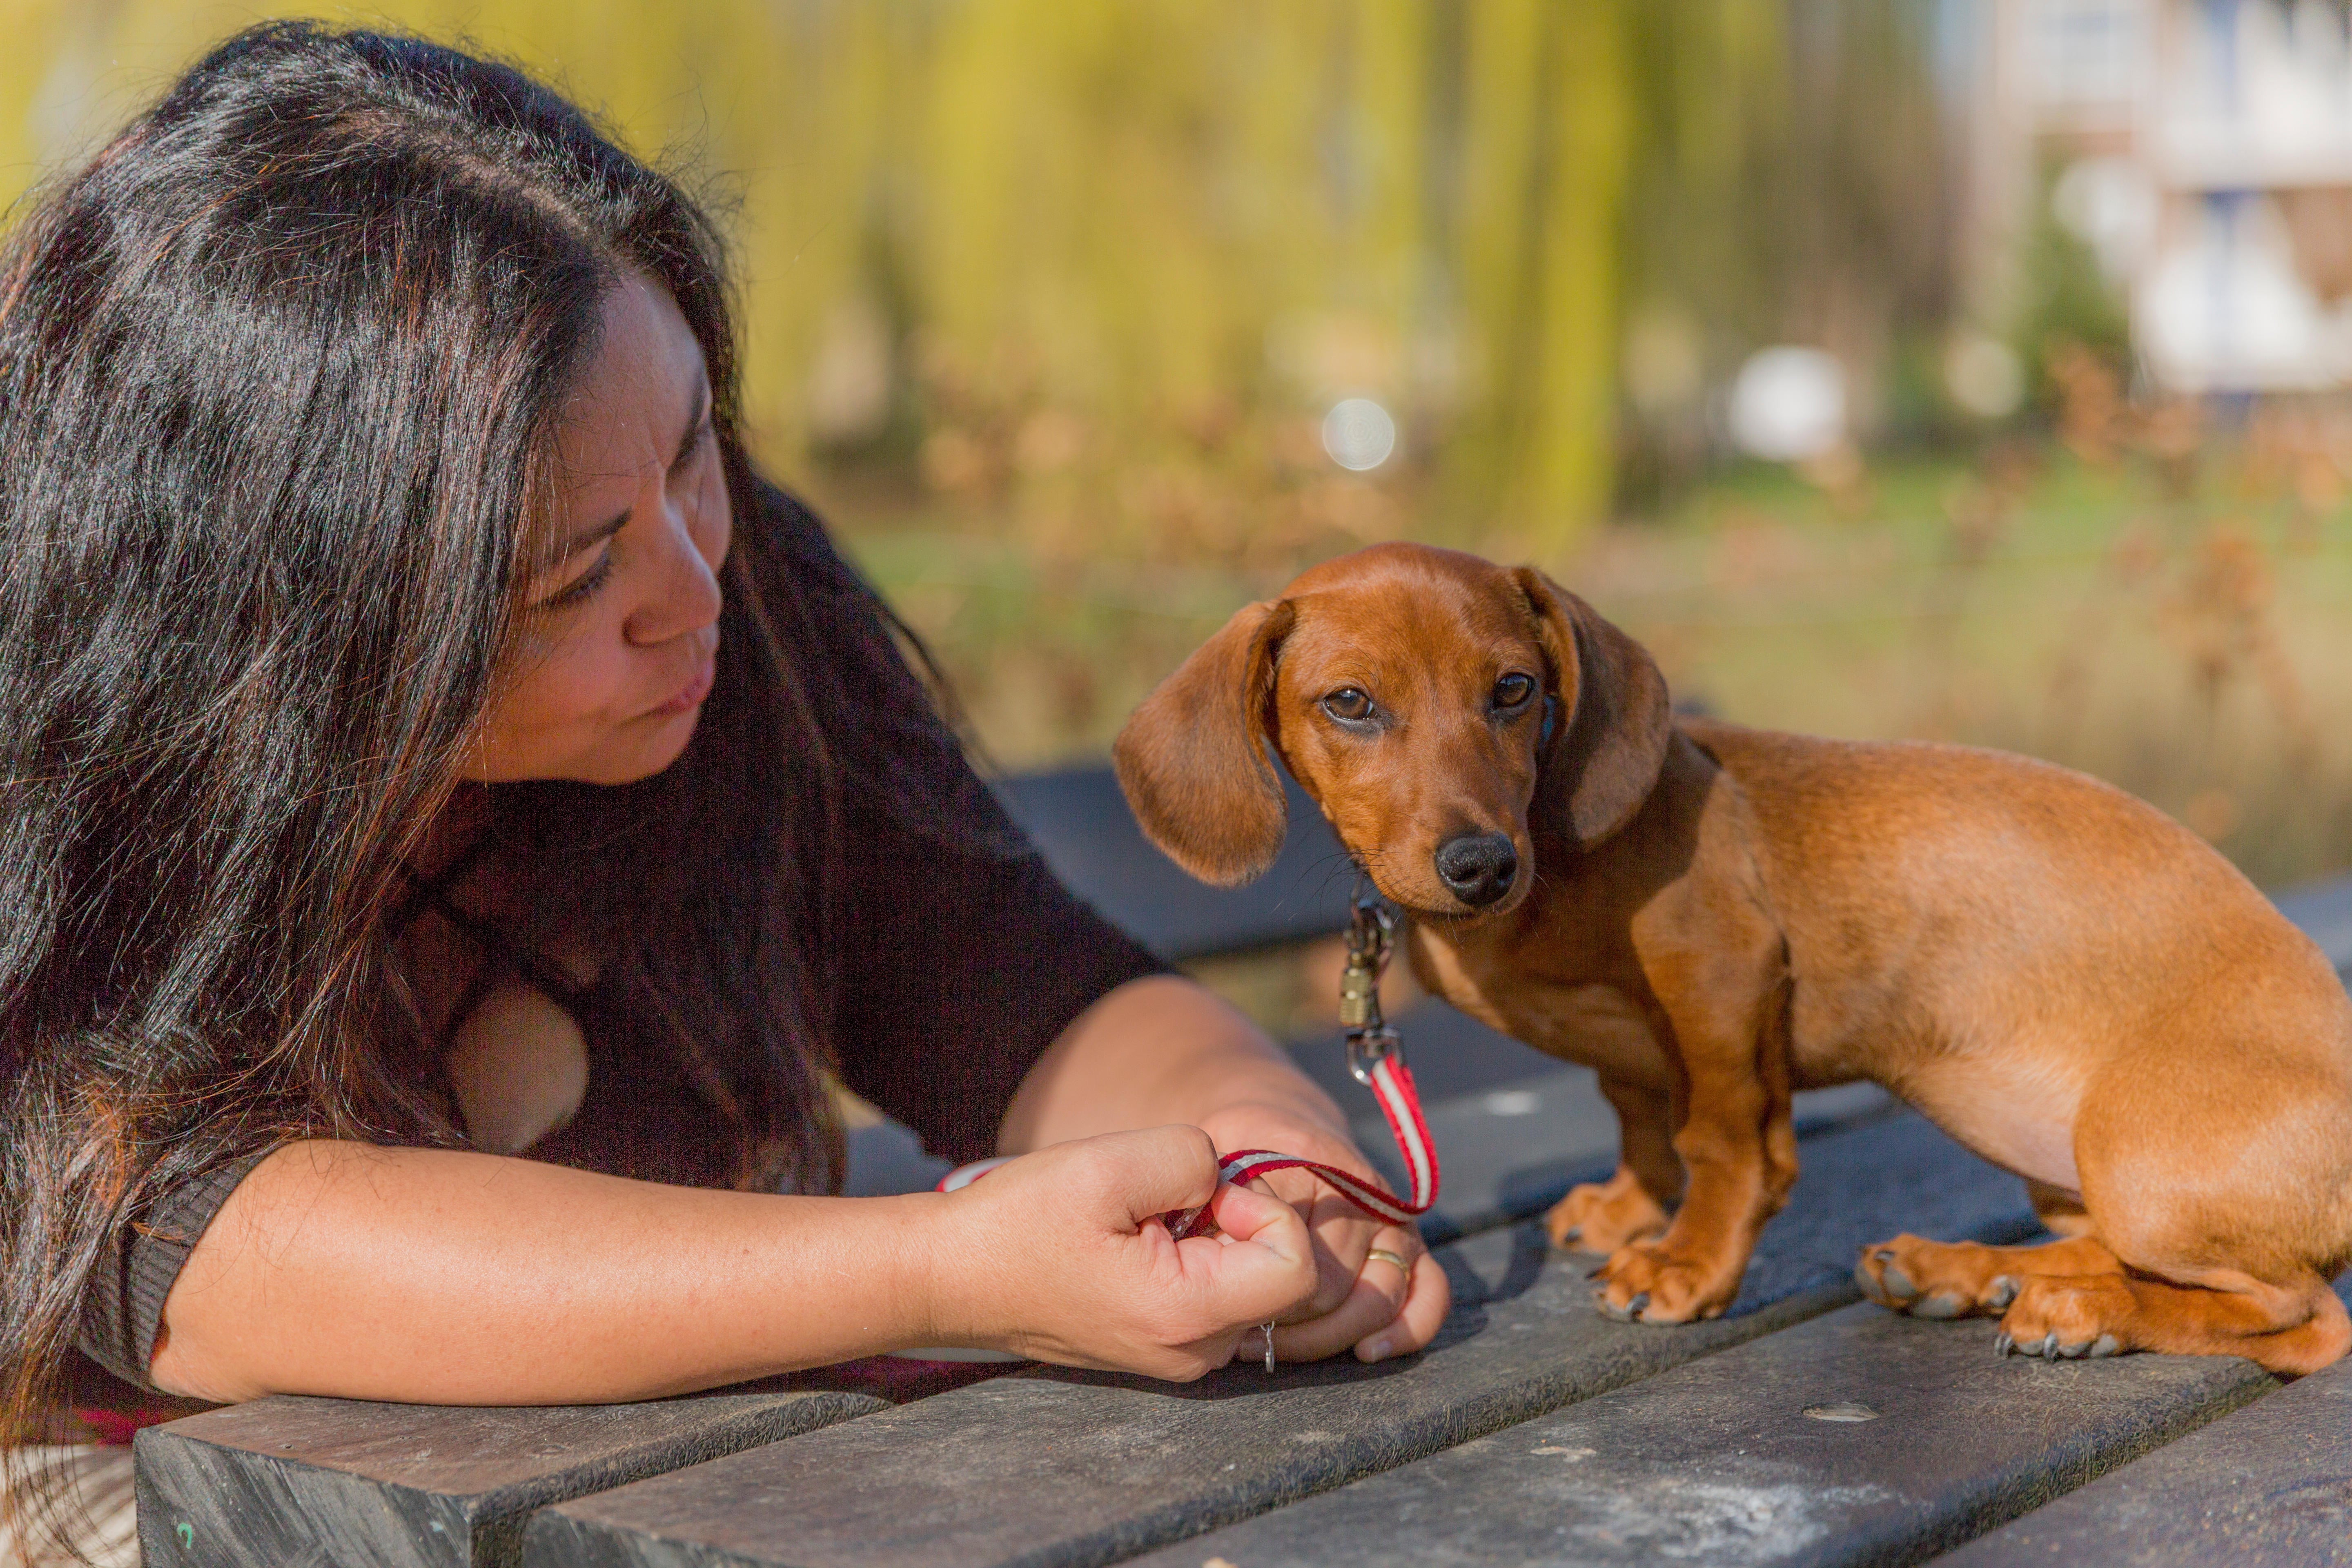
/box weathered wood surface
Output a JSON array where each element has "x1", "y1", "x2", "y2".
[
  {"x1": 520, "y1": 1112, "x2": 2036, "y2": 1568},
  {"x1": 134, "y1": 1388, "x2": 884, "y2": 1568},
  {"x1": 1137, "y1": 1306, "x2": 2281, "y2": 1568},
  {"x1": 1936, "y1": 1298, "x2": 2352, "y2": 1568}
]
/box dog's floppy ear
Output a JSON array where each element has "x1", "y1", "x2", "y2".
[
  {"x1": 1114, "y1": 599, "x2": 1297, "y2": 886},
  {"x1": 1513, "y1": 568, "x2": 1673, "y2": 850}
]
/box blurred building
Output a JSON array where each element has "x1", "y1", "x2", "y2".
[{"x1": 1977, "y1": 0, "x2": 2352, "y2": 392}]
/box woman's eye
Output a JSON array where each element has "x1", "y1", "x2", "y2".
[
  {"x1": 673, "y1": 416, "x2": 714, "y2": 475},
  {"x1": 1493, "y1": 673, "x2": 1537, "y2": 710},
  {"x1": 1321, "y1": 687, "x2": 1374, "y2": 723},
  {"x1": 536, "y1": 551, "x2": 613, "y2": 612}
]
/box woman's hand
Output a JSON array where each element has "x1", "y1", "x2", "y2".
[
  {"x1": 1000, "y1": 974, "x2": 1452, "y2": 1367},
  {"x1": 930, "y1": 1125, "x2": 1319, "y2": 1381},
  {"x1": 1195, "y1": 1105, "x2": 1451, "y2": 1365}
]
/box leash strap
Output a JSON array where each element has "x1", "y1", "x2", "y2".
[{"x1": 1166, "y1": 888, "x2": 1441, "y2": 1240}]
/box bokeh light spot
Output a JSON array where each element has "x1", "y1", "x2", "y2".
[
  {"x1": 1322, "y1": 397, "x2": 1397, "y2": 471},
  {"x1": 1728, "y1": 347, "x2": 1846, "y2": 462}
]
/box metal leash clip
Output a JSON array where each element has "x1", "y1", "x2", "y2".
[{"x1": 1340, "y1": 885, "x2": 1402, "y2": 1087}]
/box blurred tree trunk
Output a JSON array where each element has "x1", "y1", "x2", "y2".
[{"x1": 1450, "y1": 0, "x2": 1630, "y2": 547}]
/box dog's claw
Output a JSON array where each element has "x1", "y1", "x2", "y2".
[
  {"x1": 1626, "y1": 1292, "x2": 1650, "y2": 1321},
  {"x1": 1592, "y1": 1288, "x2": 1634, "y2": 1322},
  {"x1": 1994, "y1": 1332, "x2": 2014, "y2": 1357},
  {"x1": 2087, "y1": 1334, "x2": 2120, "y2": 1359},
  {"x1": 2032, "y1": 1333, "x2": 2059, "y2": 1360},
  {"x1": 1912, "y1": 1291, "x2": 1966, "y2": 1320},
  {"x1": 1986, "y1": 1275, "x2": 2020, "y2": 1310},
  {"x1": 1876, "y1": 1261, "x2": 1915, "y2": 1299}
]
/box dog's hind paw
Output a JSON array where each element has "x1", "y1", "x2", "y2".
[
  {"x1": 1856, "y1": 1235, "x2": 2023, "y2": 1320},
  {"x1": 1994, "y1": 1275, "x2": 2136, "y2": 1362}
]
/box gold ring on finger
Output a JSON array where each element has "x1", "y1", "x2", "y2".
[{"x1": 1365, "y1": 1247, "x2": 1410, "y2": 1272}]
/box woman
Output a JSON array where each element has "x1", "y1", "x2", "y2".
[{"x1": 0, "y1": 22, "x2": 1446, "y2": 1558}]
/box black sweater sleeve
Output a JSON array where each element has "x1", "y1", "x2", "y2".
[
  {"x1": 823, "y1": 806, "x2": 1166, "y2": 1168},
  {"x1": 761, "y1": 483, "x2": 1166, "y2": 1163}
]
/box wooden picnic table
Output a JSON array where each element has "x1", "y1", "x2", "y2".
[{"x1": 132, "y1": 766, "x2": 2352, "y2": 1568}]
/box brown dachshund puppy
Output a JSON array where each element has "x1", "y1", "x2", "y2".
[{"x1": 1114, "y1": 542, "x2": 2352, "y2": 1374}]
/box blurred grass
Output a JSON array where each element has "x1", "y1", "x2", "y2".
[{"x1": 824, "y1": 398, "x2": 2352, "y2": 892}]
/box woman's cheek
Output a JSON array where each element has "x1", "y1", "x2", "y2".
[{"x1": 558, "y1": 636, "x2": 641, "y2": 731}]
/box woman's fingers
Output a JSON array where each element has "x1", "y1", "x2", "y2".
[
  {"x1": 1354, "y1": 1250, "x2": 1450, "y2": 1362},
  {"x1": 1186, "y1": 1178, "x2": 1319, "y2": 1322},
  {"x1": 938, "y1": 1127, "x2": 1320, "y2": 1379},
  {"x1": 1091, "y1": 1124, "x2": 1221, "y2": 1226},
  {"x1": 1266, "y1": 1236, "x2": 1415, "y2": 1363},
  {"x1": 1246, "y1": 1169, "x2": 1382, "y2": 1319}
]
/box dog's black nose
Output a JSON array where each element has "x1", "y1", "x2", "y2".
[{"x1": 1434, "y1": 832, "x2": 1518, "y2": 907}]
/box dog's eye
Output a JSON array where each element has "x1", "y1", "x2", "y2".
[
  {"x1": 1493, "y1": 673, "x2": 1537, "y2": 710},
  {"x1": 1321, "y1": 687, "x2": 1375, "y2": 724}
]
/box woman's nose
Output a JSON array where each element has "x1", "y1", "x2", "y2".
[{"x1": 624, "y1": 488, "x2": 724, "y2": 646}]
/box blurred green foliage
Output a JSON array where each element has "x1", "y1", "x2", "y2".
[
  {"x1": 2, "y1": 0, "x2": 1667, "y2": 550},
  {"x1": 5, "y1": 2, "x2": 1965, "y2": 552}
]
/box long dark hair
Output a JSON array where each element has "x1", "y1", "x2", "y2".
[{"x1": 0, "y1": 20, "x2": 918, "y2": 1537}]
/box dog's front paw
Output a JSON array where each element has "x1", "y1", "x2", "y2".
[
  {"x1": 1590, "y1": 1242, "x2": 1740, "y2": 1324},
  {"x1": 1544, "y1": 1172, "x2": 1670, "y2": 1255}
]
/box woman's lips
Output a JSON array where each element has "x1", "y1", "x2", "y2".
[{"x1": 650, "y1": 657, "x2": 716, "y2": 717}]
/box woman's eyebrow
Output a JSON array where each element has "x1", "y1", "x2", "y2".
[{"x1": 556, "y1": 509, "x2": 630, "y2": 561}]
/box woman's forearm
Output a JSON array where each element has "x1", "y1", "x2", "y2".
[
  {"x1": 150, "y1": 1122, "x2": 1321, "y2": 1405},
  {"x1": 149, "y1": 1141, "x2": 944, "y2": 1405},
  {"x1": 150, "y1": 977, "x2": 1373, "y2": 1405}
]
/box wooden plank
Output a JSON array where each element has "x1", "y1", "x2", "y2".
[
  {"x1": 839, "y1": 1115, "x2": 953, "y2": 1197},
  {"x1": 1132, "y1": 1306, "x2": 2281, "y2": 1568},
  {"x1": 520, "y1": 1113, "x2": 2038, "y2": 1568},
  {"x1": 1935, "y1": 1294, "x2": 2352, "y2": 1568},
  {"x1": 991, "y1": 766, "x2": 1351, "y2": 961},
  {"x1": 135, "y1": 1389, "x2": 884, "y2": 1568}
]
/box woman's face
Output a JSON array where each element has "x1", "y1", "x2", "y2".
[{"x1": 466, "y1": 272, "x2": 731, "y2": 785}]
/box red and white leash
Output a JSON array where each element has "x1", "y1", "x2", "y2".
[{"x1": 1186, "y1": 1053, "x2": 1435, "y2": 1230}]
